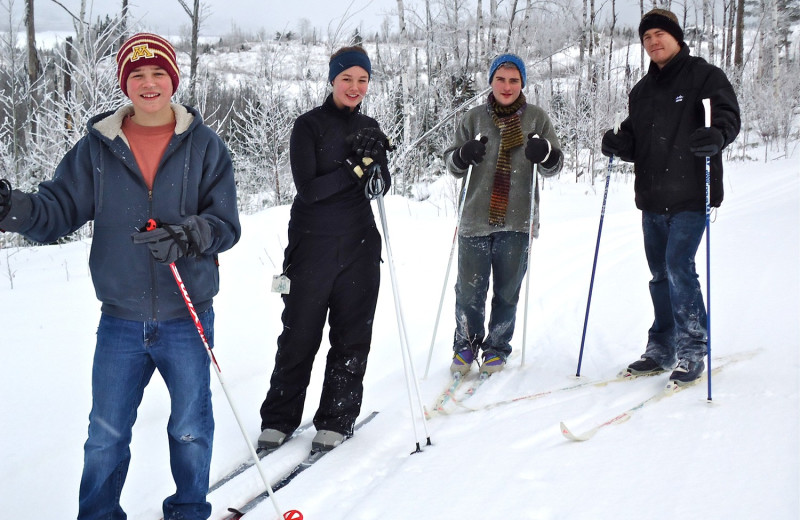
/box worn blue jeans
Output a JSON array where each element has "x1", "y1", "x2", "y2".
[
  {"x1": 642, "y1": 211, "x2": 707, "y2": 368},
  {"x1": 453, "y1": 231, "x2": 529, "y2": 359},
  {"x1": 78, "y1": 310, "x2": 214, "y2": 520}
]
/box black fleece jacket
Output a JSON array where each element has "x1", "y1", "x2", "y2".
[{"x1": 288, "y1": 94, "x2": 391, "y2": 235}]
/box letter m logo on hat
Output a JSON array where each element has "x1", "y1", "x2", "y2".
[{"x1": 130, "y1": 44, "x2": 155, "y2": 62}]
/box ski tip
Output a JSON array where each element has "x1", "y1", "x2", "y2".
[{"x1": 559, "y1": 421, "x2": 585, "y2": 442}]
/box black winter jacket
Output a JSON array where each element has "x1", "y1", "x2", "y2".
[
  {"x1": 288, "y1": 94, "x2": 391, "y2": 235},
  {"x1": 616, "y1": 45, "x2": 740, "y2": 213}
]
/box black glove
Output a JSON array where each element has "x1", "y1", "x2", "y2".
[
  {"x1": 601, "y1": 129, "x2": 632, "y2": 158},
  {"x1": 344, "y1": 156, "x2": 368, "y2": 181},
  {"x1": 688, "y1": 127, "x2": 724, "y2": 157},
  {"x1": 131, "y1": 215, "x2": 213, "y2": 264},
  {"x1": 0, "y1": 178, "x2": 11, "y2": 222},
  {"x1": 453, "y1": 136, "x2": 488, "y2": 169},
  {"x1": 348, "y1": 127, "x2": 390, "y2": 164},
  {"x1": 525, "y1": 136, "x2": 552, "y2": 164}
]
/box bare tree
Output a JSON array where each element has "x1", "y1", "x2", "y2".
[
  {"x1": 504, "y1": 0, "x2": 520, "y2": 51},
  {"x1": 119, "y1": 0, "x2": 128, "y2": 45},
  {"x1": 608, "y1": 0, "x2": 617, "y2": 81},
  {"x1": 734, "y1": 0, "x2": 744, "y2": 69},
  {"x1": 176, "y1": 0, "x2": 203, "y2": 105},
  {"x1": 23, "y1": 0, "x2": 38, "y2": 86}
]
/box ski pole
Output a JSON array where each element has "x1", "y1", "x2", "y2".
[
  {"x1": 702, "y1": 98, "x2": 713, "y2": 402},
  {"x1": 364, "y1": 169, "x2": 431, "y2": 453},
  {"x1": 423, "y1": 134, "x2": 486, "y2": 379},
  {"x1": 521, "y1": 134, "x2": 540, "y2": 367},
  {"x1": 143, "y1": 219, "x2": 296, "y2": 520},
  {"x1": 576, "y1": 113, "x2": 622, "y2": 377}
]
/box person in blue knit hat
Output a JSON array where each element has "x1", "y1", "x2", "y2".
[{"x1": 443, "y1": 53, "x2": 563, "y2": 376}]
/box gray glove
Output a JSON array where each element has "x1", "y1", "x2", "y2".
[{"x1": 132, "y1": 215, "x2": 213, "y2": 264}]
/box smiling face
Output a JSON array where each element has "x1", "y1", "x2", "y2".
[
  {"x1": 125, "y1": 65, "x2": 175, "y2": 125},
  {"x1": 490, "y1": 65, "x2": 523, "y2": 107},
  {"x1": 642, "y1": 28, "x2": 681, "y2": 69},
  {"x1": 331, "y1": 66, "x2": 370, "y2": 111}
]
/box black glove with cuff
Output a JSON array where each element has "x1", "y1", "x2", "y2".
[
  {"x1": 688, "y1": 127, "x2": 724, "y2": 157},
  {"x1": 345, "y1": 156, "x2": 367, "y2": 181},
  {"x1": 452, "y1": 136, "x2": 488, "y2": 169},
  {"x1": 525, "y1": 136, "x2": 552, "y2": 164},
  {"x1": 601, "y1": 129, "x2": 633, "y2": 158},
  {"x1": 348, "y1": 127, "x2": 390, "y2": 164},
  {"x1": 0, "y1": 178, "x2": 11, "y2": 222},
  {"x1": 132, "y1": 215, "x2": 213, "y2": 264}
]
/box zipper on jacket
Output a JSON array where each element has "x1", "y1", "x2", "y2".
[{"x1": 148, "y1": 190, "x2": 159, "y2": 322}]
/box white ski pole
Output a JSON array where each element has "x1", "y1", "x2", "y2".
[
  {"x1": 521, "y1": 134, "x2": 542, "y2": 366},
  {"x1": 423, "y1": 134, "x2": 486, "y2": 379},
  {"x1": 365, "y1": 168, "x2": 431, "y2": 452}
]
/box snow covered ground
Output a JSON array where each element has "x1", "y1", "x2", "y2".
[{"x1": 1, "y1": 152, "x2": 797, "y2": 519}]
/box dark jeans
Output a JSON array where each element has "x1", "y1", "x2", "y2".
[
  {"x1": 260, "y1": 226, "x2": 382, "y2": 436},
  {"x1": 642, "y1": 210, "x2": 707, "y2": 368},
  {"x1": 453, "y1": 231, "x2": 529, "y2": 359}
]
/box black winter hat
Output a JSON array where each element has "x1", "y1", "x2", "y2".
[{"x1": 639, "y1": 8, "x2": 684, "y2": 44}]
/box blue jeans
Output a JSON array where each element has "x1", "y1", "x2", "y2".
[
  {"x1": 78, "y1": 310, "x2": 214, "y2": 520},
  {"x1": 453, "y1": 231, "x2": 529, "y2": 359},
  {"x1": 642, "y1": 211, "x2": 707, "y2": 368}
]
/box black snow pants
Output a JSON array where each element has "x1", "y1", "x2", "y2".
[{"x1": 259, "y1": 225, "x2": 382, "y2": 436}]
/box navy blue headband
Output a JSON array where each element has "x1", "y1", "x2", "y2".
[{"x1": 328, "y1": 50, "x2": 372, "y2": 83}]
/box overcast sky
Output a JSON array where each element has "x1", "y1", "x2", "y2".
[
  {"x1": 28, "y1": 0, "x2": 399, "y2": 37},
  {"x1": 20, "y1": 0, "x2": 649, "y2": 42}
]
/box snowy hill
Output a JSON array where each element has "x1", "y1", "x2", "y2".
[{"x1": 1, "y1": 154, "x2": 798, "y2": 519}]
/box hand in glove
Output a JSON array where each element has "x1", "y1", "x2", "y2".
[
  {"x1": 344, "y1": 156, "x2": 369, "y2": 181},
  {"x1": 688, "y1": 127, "x2": 724, "y2": 157},
  {"x1": 132, "y1": 215, "x2": 213, "y2": 264},
  {"x1": 348, "y1": 127, "x2": 390, "y2": 164},
  {"x1": 525, "y1": 136, "x2": 552, "y2": 165},
  {"x1": 601, "y1": 129, "x2": 633, "y2": 158},
  {"x1": 0, "y1": 178, "x2": 11, "y2": 222},
  {"x1": 452, "y1": 136, "x2": 489, "y2": 169}
]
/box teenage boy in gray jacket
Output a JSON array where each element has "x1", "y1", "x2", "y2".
[
  {"x1": 0, "y1": 33, "x2": 240, "y2": 520},
  {"x1": 444, "y1": 53, "x2": 563, "y2": 376}
]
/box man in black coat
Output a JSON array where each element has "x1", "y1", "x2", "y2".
[{"x1": 602, "y1": 9, "x2": 740, "y2": 386}]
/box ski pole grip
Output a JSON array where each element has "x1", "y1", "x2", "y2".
[
  {"x1": 614, "y1": 111, "x2": 623, "y2": 135},
  {"x1": 474, "y1": 133, "x2": 487, "y2": 143},
  {"x1": 702, "y1": 98, "x2": 711, "y2": 128}
]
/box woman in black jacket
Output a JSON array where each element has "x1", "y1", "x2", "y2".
[{"x1": 258, "y1": 46, "x2": 391, "y2": 451}]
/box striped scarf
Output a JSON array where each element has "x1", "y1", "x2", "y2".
[{"x1": 487, "y1": 92, "x2": 527, "y2": 226}]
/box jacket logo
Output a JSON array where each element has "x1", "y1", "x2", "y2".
[
  {"x1": 675, "y1": 95, "x2": 684, "y2": 103},
  {"x1": 130, "y1": 44, "x2": 154, "y2": 62}
]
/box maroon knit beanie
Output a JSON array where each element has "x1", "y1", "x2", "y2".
[{"x1": 116, "y1": 33, "x2": 180, "y2": 97}]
